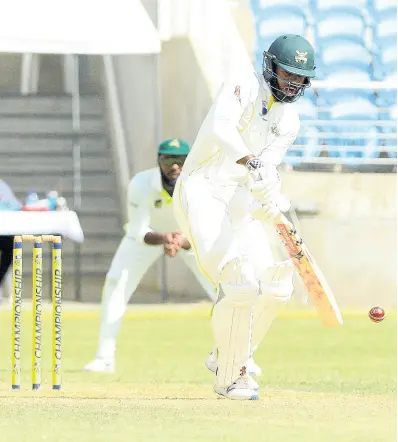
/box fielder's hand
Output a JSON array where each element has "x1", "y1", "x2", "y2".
[{"x1": 163, "y1": 232, "x2": 184, "y2": 257}]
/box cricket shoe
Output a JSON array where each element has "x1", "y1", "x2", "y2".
[
  {"x1": 214, "y1": 375, "x2": 259, "y2": 400},
  {"x1": 83, "y1": 358, "x2": 115, "y2": 373},
  {"x1": 205, "y1": 350, "x2": 262, "y2": 377}
]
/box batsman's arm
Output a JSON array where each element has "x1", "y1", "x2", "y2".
[{"x1": 209, "y1": 74, "x2": 256, "y2": 162}]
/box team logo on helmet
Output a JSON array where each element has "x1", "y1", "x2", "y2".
[{"x1": 295, "y1": 50, "x2": 308, "y2": 64}]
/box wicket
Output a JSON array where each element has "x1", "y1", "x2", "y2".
[{"x1": 11, "y1": 235, "x2": 62, "y2": 391}]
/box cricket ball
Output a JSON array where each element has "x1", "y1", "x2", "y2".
[{"x1": 368, "y1": 306, "x2": 385, "y2": 323}]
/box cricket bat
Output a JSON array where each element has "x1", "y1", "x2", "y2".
[{"x1": 274, "y1": 213, "x2": 343, "y2": 326}]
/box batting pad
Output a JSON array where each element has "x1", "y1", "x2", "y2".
[
  {"x1": 250, "y1": 295, "x2": 279, "y2": 354},
  {"x1": 212, "y1": 293, "x2": 256, "y2": 388},
  {"x1": 250, "y1": 260, "x2": 295, "y2": 352}
]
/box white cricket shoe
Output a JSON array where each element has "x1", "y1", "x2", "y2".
[
  {"x1": 83, "y1": 358, "x2": 115, "y2": 373},
  {"x1": 214, "y1": 375, "x2": 259, "y2": 400},
  {"x1": 205, "y1": 350, "x2": 262, "y2": 377}
]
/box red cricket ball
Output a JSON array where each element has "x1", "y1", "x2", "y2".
[{"x1": 368, "y1": 306, "x2": 385, "y2": 323}]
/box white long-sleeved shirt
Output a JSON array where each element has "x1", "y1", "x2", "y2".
[
  {"x1": 181, "y1": 66, "x2": 300, "y2": 184},
  {"x1": 124, "y1": 168, "x2": 180, "y2": 243}
]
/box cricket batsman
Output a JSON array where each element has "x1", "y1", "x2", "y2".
[
  {"x1": 174, "y1": 35, "x2": 316, "y2": 399},
  {"x1": 84, "y1": 139, "x2": 217, "y2": 373}
]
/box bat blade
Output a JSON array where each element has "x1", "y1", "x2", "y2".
[{"x1": 275, "y1": 214, "x2": 343, "y2": 327}]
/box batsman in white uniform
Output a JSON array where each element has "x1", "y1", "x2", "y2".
[
  {"x1": 174, "y1": 34, "x2": 316, "y2": 399},
  {"x1": 84, "y1": 139, "x2": 217, "y2": 373}
]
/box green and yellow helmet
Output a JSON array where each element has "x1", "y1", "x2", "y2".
[{"x1": 262, "y1": 34, "x2": 316, "y2": 103}]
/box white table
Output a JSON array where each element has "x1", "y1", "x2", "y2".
[
  {"x1": 0, "y1": 211, "x2": 84, "y2": 243},
  {"x1": 0, "y1": 210, "x2": 85, "y2": 301}
]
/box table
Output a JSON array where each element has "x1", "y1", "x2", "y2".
[
  {"x1": 0, "y1": 210, "x2": 84, "y2": 300},
  {"x1": 0, "y1": 211, "x2": 84, "y2": 242}
]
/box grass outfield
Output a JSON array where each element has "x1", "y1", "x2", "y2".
[{"x1": 0, "y1": 302, "x2": 395, "y2": 441}]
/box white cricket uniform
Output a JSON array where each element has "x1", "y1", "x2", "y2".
[
  {"x1": 173, "y1": 66, "x2": 300, "y2": 388},
  {"x1": 96, "y1": 167, "x2": 217, "y2": 361}
]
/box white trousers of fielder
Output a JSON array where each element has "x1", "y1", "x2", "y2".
[{"x1": 96, "y1": 235, "x2": 217, "y2": 360}]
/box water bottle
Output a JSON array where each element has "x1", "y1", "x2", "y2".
[
  {"x1": 25, "y1": 191, "x2": 39, "y2": 206},
  {"x1": 47, "y1": 190, "x2": 58, "y2": 211},
  {"x1": 24, "y1": 190, "x2": 49, "y2": 211},
  {"x1": 56, "y1": 197, "x2": 68, "y2": 211}
]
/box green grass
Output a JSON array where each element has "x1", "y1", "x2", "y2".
[{"x1": 0, "y1": 303, "x2": 395, "y2": 441}]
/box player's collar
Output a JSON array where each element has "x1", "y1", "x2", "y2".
[
  {"x1": 152, "y1": 168, "x2": 175, "y2": 202},
  {"x1": 259, "y1": 74, "x2": 274, "y2": 101}
]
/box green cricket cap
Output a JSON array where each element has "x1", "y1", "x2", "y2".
[{"x1": 158, "y1": 138, "x2": 190, "y2": 156}]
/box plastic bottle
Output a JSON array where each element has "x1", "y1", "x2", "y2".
[
  {"x1": 56, "y1": 197, "x2": 68, "y2": 211},
  {"x1": 25, "y1": 191, "x2": 39, "y2": 206},
  {"x1": 23, "y1": 190, "x2": 49, "y2": 211},
  {"x1": 46, "y1": 190, "x2": 59, "y2": 211}
]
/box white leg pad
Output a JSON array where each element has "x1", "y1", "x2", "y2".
[
  {"x1": 251, "y1": 260, "x2": 295, "y2": 353},
  {"x1": 213, "y1": 258, "x2": 259, "y2": 388},
  {"x1": 250, "y1": 296, "x2": 280, "y2": 354}
]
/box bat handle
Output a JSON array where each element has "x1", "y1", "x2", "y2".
[{"x1": 274, "y1": 213, "x2": 295, "y2": 232}]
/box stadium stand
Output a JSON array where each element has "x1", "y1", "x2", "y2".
[{"x1": 250, "y1": 0, "x2": 397, "y2": 172}]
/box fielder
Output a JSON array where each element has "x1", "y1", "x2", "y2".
[
  {"x1": 174, "y1": 34, "x2": 316, "y2": 399},
  {"x1": 84, "y1": 139, "x2": 217, "y2": 373}
]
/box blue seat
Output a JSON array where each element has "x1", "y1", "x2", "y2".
[
  {"x1": 314, "y1": 0, "x2": 368, "y2": 13},
  {"x1": 330, "y1": 97, "x2": 379, "y2": 119},
  {"x1": 373, "y1": 9, "x2": 397, "y2": 43},
  {"x1": 316, "y1": 38, "x2": 372, "y2": 79},
  {"x1": 318, "y1": 88, "x2": 375, "y2": 108},
  {"x1": 318, "y1": 37, "x2": 371, "y2": 68},
  {"x1": 302, "y1": 87, "x2": 317, "y2": 103},
  {"x1": 317, "y1": 67, "x2": 374, "y2": 110},
  {"x1": 376, "y1": 89, "x2": 397, "y2": 107},
  {"x1": 292, "y1": 96, "x2": 318, "y2": 120},
  {"x1": 317, "y1": 62, "x2": 373, "y2": 82},
  {"x1": 252, "y1": 0, "x2": 312, "y2": 10},
  {"x1": 324, "y1": 99, "x2": 379, "y2": 159},
  {"x1": 369, "y1": 0, "x2": 397, "y2": 16},
  {"x1": 285, "y1": 127, "x2": 321, "y2": 166},
  {"x1": 256, "y1": 6, "x2": 308, "y2": 40},
  {"x1": 315, "y1": 7, "x2": 367, "y2": 40},
  {"x1": 376, "y1": 96, "x2": 397, "y2": 158},
  {"x1": 373, "y1": 43, "x2": 397, "y2": 80},
  {"x1": 321, "y1": 67, "x2": 372, "y2": 83},
  {"x1": 256, "y1": 37, "x2": 277, "y2": 55}
]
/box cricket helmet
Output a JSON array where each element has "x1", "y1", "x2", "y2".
[{"x1": 262, "y1": 34, "x2": 316, "y2": 102}]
